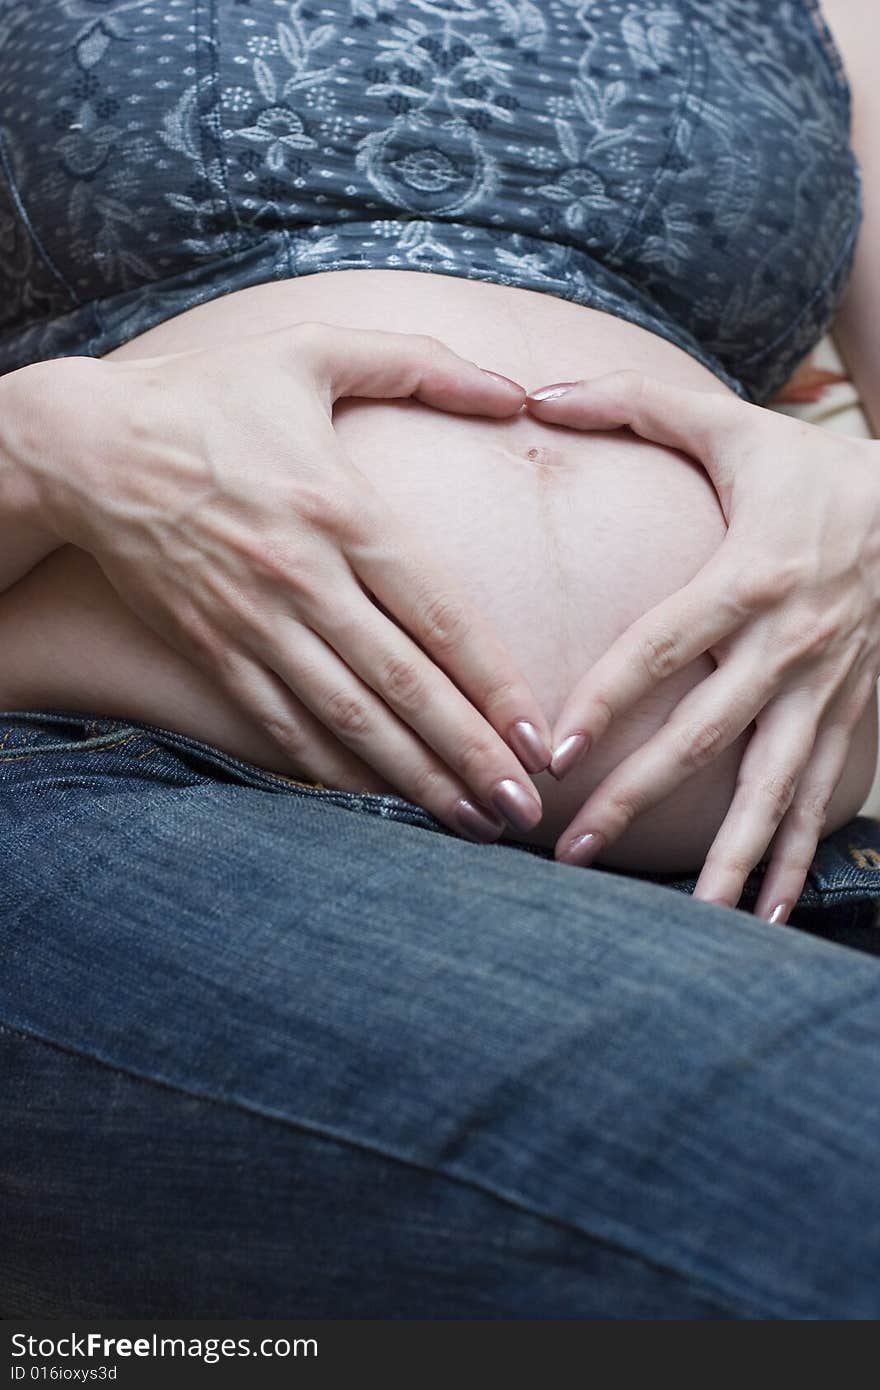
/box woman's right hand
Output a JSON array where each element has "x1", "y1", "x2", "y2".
[{"x1": 6, "y1": 323, "x2": 551, "y2": 840}]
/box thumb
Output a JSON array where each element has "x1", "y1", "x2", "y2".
[
  {"x1": 524, "y1": 369, "x2": 750, "y2": 468},
  {"x1": 299, "y1": 322, "x2": 527, "y2": 417}
]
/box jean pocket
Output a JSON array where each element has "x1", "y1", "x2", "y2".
[
  {"x1": 0, "y1": 706, "x2": 453, "y2": 836},
  {"x1": 0, "y1": 709, "x2": 146, "y2": 762},
  {"x1": 126, "y1": 713, "x2": 465, "y2": 836}
]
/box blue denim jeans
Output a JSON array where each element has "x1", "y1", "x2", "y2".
[{"x1": 2, "y1": 709, "x2": 880, "y2": 1319}]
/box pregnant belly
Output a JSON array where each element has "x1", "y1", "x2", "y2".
[{"x1": 5, "y1": 270, "x2": 877, "y2": 869}]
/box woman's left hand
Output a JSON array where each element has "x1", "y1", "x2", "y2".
[{"x1": 526, "y1": 370, "x2": 880, "y2": 922}]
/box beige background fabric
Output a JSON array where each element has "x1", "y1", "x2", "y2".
[{"x1": 770, "y1": 337, "x2": 880, "y2": 819}]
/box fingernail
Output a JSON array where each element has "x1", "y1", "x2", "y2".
[
  {"x1": 549, "y1": 732, "x2": 590, "y2": 781},
  {"x1": 508, "y1": 719, "x2": 552, "y2": 773},
  {"x1": 452, "y1": 798, "x2": 506, "y2": 843},
  {"x1": 558, "y1": 830, "x2": 605, "y2": 866},
  {"x1": 528, "y1": 382, "x2": 578, "y2": 402},
  {"x1": 490, "y1": 778, "x2": 542, "y2": 832},
  {"x1": 766, "y1": 901, "x2": 792, "y2": 926},
  {"x1": 480, "y1": 368, "x2": 526, "y2": 393}
]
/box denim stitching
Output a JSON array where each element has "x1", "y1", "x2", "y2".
[
  {"x1": 0, "y1": 729, "x2": 145, "y2": 762},
  {"x1": 5, "y1": 710, "x2": 880, "y2": 914}
]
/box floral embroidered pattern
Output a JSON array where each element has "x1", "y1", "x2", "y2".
[{"x1": 0, "y1": 0, "x2": 862, "y2": 403}]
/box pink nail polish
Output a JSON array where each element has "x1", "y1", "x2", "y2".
[
  {"x1": 557, "y1": 831, "x2": 605, "y2": 866},
  {"x1": 549, "y1": 733, "x2": 590, "y2": 781},
  {"x1": 452, "y1": 798, "x2": 506, "y2": 843},
  {"x1": 528, "y1": 382, "x2": 578, "y2": 402},
  {"x1": 508, "y1": 719, "x2": 552, "y2": 773},
  {"x1": 766, "y1": 901, "x2": 792, "y2": 926},
  {"x1": 490, "y1": 778, "x2": 542, "y2": 833},
  {"x1": 480, "y1": 368, "x2": 526, "y2": 393}
]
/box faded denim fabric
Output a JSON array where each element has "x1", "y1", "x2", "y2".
[
  {"x1": 2, "y1": 2, "x2": 878, "y2": 1321},
  {"x1": 0, "y1": 0, "x2": 862, "y2": 402},
  {"x1": 1, "y1": 710, "x2": 879, "y2": 1318}
]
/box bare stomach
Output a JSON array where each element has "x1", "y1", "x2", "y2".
[{"x1": 2, "y1": 270, "x2": 876, "y2": 870}]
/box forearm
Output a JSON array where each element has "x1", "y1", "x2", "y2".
[{"x1": 0, "y1": 365, "x2": 66, "y2": 592}]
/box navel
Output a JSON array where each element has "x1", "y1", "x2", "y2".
[{"x1": 523, "y1": 443, "x2": 567, "y2": 475}]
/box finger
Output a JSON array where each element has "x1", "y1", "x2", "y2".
[
  {"x1": 546, "y1": 549, "x2": 744, "y2": 780},
  {"x1": 178, "y1": 617, "x2": 512, "y2": 842},
  {"x1": 244, "y1": 613, "x2": 530, "y2": 841},
  {"x1": 308, "y1": 564, "x2": 550, "y2": 820},
  {"x1": 346, "y1": 507, "x2": 554, "y2": 775},
  {"x1": 752, "y1": 677, "x2": 876, "y2": 924},
  {"x1": 189, "y1": 641, "x2": 395, "y2": 795},
  {"x1": 129, "y1": 569, "x2": 520, "y2": 842},
  {"x1": 234, "y1": 405, "x2": 553, "y2": 771},
  {"x1": 553, "y1": 657, "x2": 776, "y2": 866},
  {"x1": 525, "y1": 369, "x2": 747, "y2": 463},
  {"x1": 690, "y1": 690, "x2": 820, "y2": 910},
  {"x1": 300, "y1": 323, "x2": 528, "y2": 416}
]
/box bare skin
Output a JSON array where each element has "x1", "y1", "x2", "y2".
[{"x1": 2, "y1": 269, "x2": 875, "y2": 871}]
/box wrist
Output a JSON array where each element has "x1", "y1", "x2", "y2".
[
  {"x1": 0, "y1": 364, "x2": 80, "y2": 590},
  {"x1": 0, "y1": 356, "x2": 112, "y2": 546},
  {"x1": 0, "y1": 365, "x2": 50, "y2": 526}
]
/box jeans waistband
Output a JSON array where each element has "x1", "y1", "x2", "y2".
[{"x1": 2, "y1": 708, "x2": 880, "y2": 924}]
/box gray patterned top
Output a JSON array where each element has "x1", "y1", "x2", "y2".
[{"x1": 0, "y1": 0, "x2": 862, "y2": 401}]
